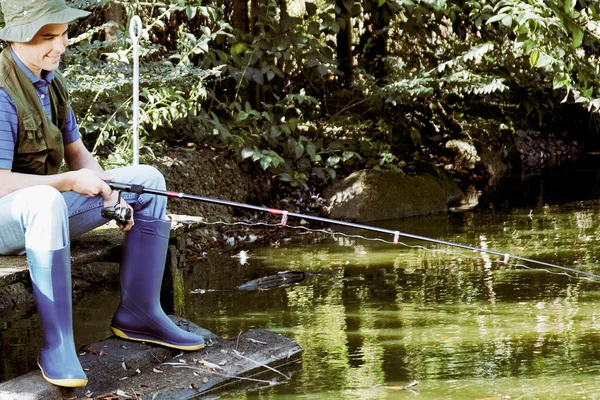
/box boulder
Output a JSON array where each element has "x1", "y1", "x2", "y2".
[
  {"x1": 445, "y1": 139, "x2": 480, "y2": 170},
  {"x1": 324, "y1": 168, "x2": 464, "y2": 222}
]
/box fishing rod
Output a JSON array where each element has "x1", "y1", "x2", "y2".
[{"x1": 106, "y1": 181, "x2": 600, "y2": 281}]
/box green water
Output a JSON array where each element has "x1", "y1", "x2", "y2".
[
  {"x1": 3, "y1": 174, "x2": 600, "y2": 399},
  {"x1": 181, "y1": 200, "x2": 600, "y2": 399}
]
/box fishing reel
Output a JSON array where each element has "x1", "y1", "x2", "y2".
[{"x1": 101, "y1": 191, "x2": 132, "y2": 225}]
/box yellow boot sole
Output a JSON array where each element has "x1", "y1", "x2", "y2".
[
  {"x1": 38, "y1": 362, "x2": 88, "y2": 388},
  {"x1": 110, "y1": 326, "x2": 205, "y2": 351}
]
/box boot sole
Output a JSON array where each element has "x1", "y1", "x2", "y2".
[
  {"x1": 38, "y1": 362, "x2": 88, "y2": 388},
  {"x1": 110, "y1": 326, "x2": 205, "y2": 351}
]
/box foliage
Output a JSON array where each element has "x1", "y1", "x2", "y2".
[{"x1": 58, "y1": 0, "x2": 600, "y2": 188}]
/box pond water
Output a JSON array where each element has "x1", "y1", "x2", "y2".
[{"x1": 3, "y1": 171, "x2": 600, "y2": 399}]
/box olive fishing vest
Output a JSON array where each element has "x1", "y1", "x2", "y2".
[{"x1": 0, "y1": 47, "x2": 71, "y2": 175}]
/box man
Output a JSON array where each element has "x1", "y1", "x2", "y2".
[{"x1": 0, "y1": 0, "x2": 204, "y2": 388}]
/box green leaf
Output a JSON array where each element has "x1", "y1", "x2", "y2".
[
  {"x1": 288, "y1": 138, "x2": 304, "y2": 159},
  {"x1": 241, "y1": 147, "x2": 254, "y2": 159},
  {"x1": 230, "y1": 42, "x2": 248, "y2": 55},
  {"x1": 564, "y1": 0, "x2": 575, "y2": 15},
  {"x1": 279, "y1": 173, "x2": 293, "y2": 182},
  {"x1": 529, "y1": 49, "x2": 539, "y2": 68},
  {"x1": 186, "y1": 5, "x2": 197, "y2": 20},
  {"x1": 572, "y1": 25, "x2": 584, "y2": 48},
  {"x1": 270, "y1": 126, "x2": 281, "y2": 138},
  {"x1": 237, "y1": 111, "x2": 249, "y2": 121},
  {"x1": 326, "y1": 155, "x2": 340, "y2": 167},
  {"x1": 487, "y1": 14, "x2": 506, "y2": 24},
  {"x1": 260, "y1": 156, "x2": 271, "y2": 170},
  {"x1": 288, "y1": 118, "x2": 298, "y2": 132},
  {"x1": 535, "y1": 53, "x2": 553, "y2": 68},
  {"x1": 306, "y1": 142, "x2": 317, "y2": 161},
  {"x1": 424, "y1": 0, "x2": 446, "y2": 11}
]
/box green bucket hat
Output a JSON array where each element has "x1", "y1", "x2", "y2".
[{"x1": 0, "y1": 0, "x2": 90, "y2": 43}]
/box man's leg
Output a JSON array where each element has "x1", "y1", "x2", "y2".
[
  {"x1": 63, "y1": 164, "x2": 204, "y2": 350},
  {"x1": 0, "y1": 186, "x2": 87, "y2": 387}
]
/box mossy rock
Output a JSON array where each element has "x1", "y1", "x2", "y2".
[{"x1": 324, "y1": 168, "x2": 464, "y2": 222}]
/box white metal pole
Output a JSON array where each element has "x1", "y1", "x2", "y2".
[{"x1": 130, "y1": 15, "x2": 143, "y2": 166}]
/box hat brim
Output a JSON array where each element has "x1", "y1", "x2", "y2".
[{"x1": 0, "y1": 8, "x2": 90, "y2": 43}]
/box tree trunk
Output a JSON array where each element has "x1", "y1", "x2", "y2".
[
  {"x1": 356, "y1": 1, "x2": 388, "y2": 80},
  {"x1": 232, "y1": 0, "x2": 249, "y2": 32},
  {"x1": 336, "y1": 0, "x2": 353, "y2": 85},
  {"x1": 103, "y1": 1, "x2": 124, "y2": 48}
]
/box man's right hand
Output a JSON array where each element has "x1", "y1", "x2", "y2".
[{"x1": 67, "y1": 168, "x2": 113, "y2": 200}]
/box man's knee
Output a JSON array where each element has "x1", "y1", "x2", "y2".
[
  {"x1": 23, "y1": 186, "x2": 68, "y2": 217},
  {"x1": 126, "y1": 164, "x2": 166, "y2": 190}
]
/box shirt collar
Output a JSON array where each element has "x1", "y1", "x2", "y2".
[{"x1": 9, "y1": 47, "x2": 54, "y2": 87}]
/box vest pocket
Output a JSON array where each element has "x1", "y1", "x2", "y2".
[
  {"x1": 14, "y1": 112, "x2": 48, "y2": 174},
  {"x1": 18, "y1": 112, "x2": 46, "y2": 153}
]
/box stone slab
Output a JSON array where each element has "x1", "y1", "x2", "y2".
[{"x1": 0, "y1": 323, "x2": 301, "y2": 400}]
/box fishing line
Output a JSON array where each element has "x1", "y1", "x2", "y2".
[
  {"x1": 108, "y1": 182, "x2": 600, "y2": 282},
  {"x1": 198, "y1": 219, "x2": 596, "y2": 282}
]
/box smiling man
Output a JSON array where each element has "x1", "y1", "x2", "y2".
[{"x1": 0, "y1": 0, "x2": 205, "y2": 388}]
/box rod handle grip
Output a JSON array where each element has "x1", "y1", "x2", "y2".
[{"x1": 108, "y1": 182, "x2": 145, "y2": 194}]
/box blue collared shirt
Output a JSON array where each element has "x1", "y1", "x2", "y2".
[{"x1": 0, "y1": 48, "x2": 80, "y2": 170}]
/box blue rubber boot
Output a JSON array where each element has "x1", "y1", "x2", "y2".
[
  {"x1": 27, "y1": 245, "x2": 88, "y2": 388},
  {"x1": 110, "y1": 217, "x2": 204, "y2": 350}
]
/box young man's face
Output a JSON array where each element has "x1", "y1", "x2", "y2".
[{"x1": 12, "y1": 23, "x2": 69, "y2": 77}]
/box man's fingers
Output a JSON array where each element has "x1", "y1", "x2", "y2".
[{"x1": 99, "y1": 180, "x2": 113, "y2": 198}]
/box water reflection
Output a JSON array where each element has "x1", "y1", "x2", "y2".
[{"x1": 184, "y1": 199, "x2": 600, "y2": 399}]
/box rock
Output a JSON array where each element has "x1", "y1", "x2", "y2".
[
  {"x1": 0, "y1": 326, "x2": 301, "y2": 400},
  {"x1": 477, "y1": 146, "x2": 509, "y2": 184},
  {"x1": 445, "y1": 139, "x2": 481, "y2": 170},
  {"x1": 324, "y1": 168, "x2": 464, "y2": 222}
]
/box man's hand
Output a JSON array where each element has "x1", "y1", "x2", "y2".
[
  {"x1": 67, "y1": 168, "x2": 135, "y2": 232},
  {"x1": 112, "y1": 196, "x2": 135, "y2": 232},
  {"x1": 67, "y1": 168, "x2": 113, "y2": 199}
]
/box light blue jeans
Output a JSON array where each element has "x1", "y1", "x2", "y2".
[{"x1": 0, "y1": 165, "x2": 167, "y2": 255}]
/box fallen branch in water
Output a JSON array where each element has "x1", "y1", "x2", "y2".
[
  {"x1": 231, "y1": 349, "x2": 290, "y2": 380},
  {"x1": 169, "y1": 365, "x2": 277, "y2": 385}
]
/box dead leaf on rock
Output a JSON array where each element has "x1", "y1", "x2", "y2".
[
  {"x1": 247, "y1": 338, "x2": 267, "y2": 345},
  {"x1": 115, "y1": 389, "x2": 133, "y2": 399},
  {"x1": 198, "y1": 359, "x2": 223, "y2": 370},
  {"x1": 97, "y1": 394, "x2": 119, "y2": 400}
]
